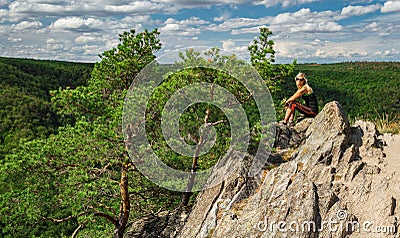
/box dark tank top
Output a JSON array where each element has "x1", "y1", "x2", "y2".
[{"x1": 302, "y1": 93, "x2": 318, "y2": 114}]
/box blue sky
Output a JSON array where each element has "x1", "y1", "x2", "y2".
[{"x1": 0, "y1": 0, "x2": 399, "y2": 63}]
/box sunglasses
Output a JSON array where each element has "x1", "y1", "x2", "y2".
[{"x1": 295, "y1": 77, "x2": 304, "y2": 81}]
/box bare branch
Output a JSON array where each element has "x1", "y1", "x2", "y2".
[
  {"x1": 206, "y1": 120, "x2": 224, "y2": 127},
  {"x1": 43, "y1": 211, "x2": 117, "y2": 225},
  {"x1": 96, "y1": 202, "x2": 117, "y2": 217},
  {"x1": 71, "y1": 223, "x2": 86, "y2": 238}
]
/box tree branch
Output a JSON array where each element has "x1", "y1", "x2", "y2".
[{"x1": 43, "y1": 210, "x2": 117, "y2": 225}]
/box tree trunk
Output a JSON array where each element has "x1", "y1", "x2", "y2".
[
  {"x1": 181, "y1": 157, "x2": 198, "y2": 205},
  {"x1": 182, "y1": 109, "x2": 211, "y2": 206},
  {"x1": 182, "y1": 85, "x2": 215, "y2": 206},
  {"x1": 113, "y1": 163, "x2": 130, "y2": 238}
]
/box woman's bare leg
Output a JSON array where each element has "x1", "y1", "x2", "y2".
[
  {"x1": 289, "y1": 112, "x2": 295, "y2": 122},
  {"x1": 284, "y1": 108, "x2": 294, "y2": 123}
]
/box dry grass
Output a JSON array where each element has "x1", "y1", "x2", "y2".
[
  {"x1": 351, "y1": 112, "x2": 400, "y2": 134},
  {"x1": 374, "y1": 113, "x2": 400, "y2": 134}
]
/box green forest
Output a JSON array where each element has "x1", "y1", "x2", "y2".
[
  {"x1": 0, "y1": 28, "x2": 399, "y2": 237},
  {"x1": 0, "y1": 57, "x2": 93, "y2": 159}
]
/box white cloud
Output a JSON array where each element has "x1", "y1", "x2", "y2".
[
  {"x1": 221, "y1": 39, "x2": 248, "y2": 57},
  {"x1": 13, "y1": 20, "x2": 42, "y2": 31},
  {"x1": 160, "y1": 17, "x2": 208, "y2": 36},
  {"x1": 222, "y1": 39, "x2": 235, "y2": 49},
  {"x1": 254, "y1": 0, "x2": 321, "y2": 8},
  {"x1": 208, "y1": 17, "x2": 268, "y2": 32},
  {"x1": 214, "y1": 16, "x2": 224, "y2": 22},
  {"x1": 75, "y1": 35, "x2": 98, "y2": 44},
  {"x1": 103, "y1": 1, "x2": 164, "y2": 14},
  {"x1": 0, "y1": 9, "x2": 13, "y2": 23},
  {"x1": 374, "y1": 48, "x2": 399, "y2": 56},
  {"x1": 0, "y1": 0, "x2": 9, "y2": 6},
  {"x1": 7, "y1": 0, "x2": 173, "y2": 18},
  {"x1": 364, "y1": 21, "x2": 380, "y2": 31},
  {"x1": 341, "y1": 4, "x2": 381, "y2": 16},
  {"x1": 285, "y1": 21, "x2": 342, "y2": 33},
  {"x1": 152, "y1": 0, "x2": 248, "y2": 8},
  {"x1": 274, "y1": 38, "x2": 373, "y2": 62},
  {"x1": 161, "y1": 23, "x2": 180, "y2": 31},
  {"x1": 218, "y1": 8, "x2": 342, "y2": 35},
  {"x1": 381, "y1": 0, "x2": 400, "y2": 13},
  {"x1": 50, "y1": 17, "x2": 103, "y2": 32},
  {"x1": 46, "y1": 38, "x2": 69, "y2": 44},
  {"x1": 8, "y1": 37, "x2": 22, "y2": 42}
]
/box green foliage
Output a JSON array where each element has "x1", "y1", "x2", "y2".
[
  {"x1": 0, "y1": 58, "x2": 92, "y2": 159},
  {"x1": 0, "y1": 57, "x2": 92, "y2": 99}
]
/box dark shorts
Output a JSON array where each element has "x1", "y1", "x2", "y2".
[{"x1": 287, "y1": 101, "x2": 317, "y2": 117}]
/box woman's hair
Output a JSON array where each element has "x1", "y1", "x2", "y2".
[{"x1": 295, "y1": 72, "x2": 308, "y2": 84}]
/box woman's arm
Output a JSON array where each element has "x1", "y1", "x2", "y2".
[{"x1": 286, "y1": 86, "x2": 308, "y2": 102}]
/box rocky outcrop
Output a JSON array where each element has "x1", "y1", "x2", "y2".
[
  {"x1": 177, "y1": 101, "x2": 400, "y2": 238},
  {"x1": 124, "y1": 207, "x2": 189, "y2": 238}
]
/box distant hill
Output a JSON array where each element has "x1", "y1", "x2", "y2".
[
  {"x1": 0, "y1": 57, "x2": 93, "y2": 99},
  {"x1": 0, "y1": 57, "x2": 93, "y2": 158}
]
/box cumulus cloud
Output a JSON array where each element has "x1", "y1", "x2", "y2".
[
  {"x1": 214, "y1": 8, "x2": 342, "y2": 35},
  {"x1": 208, "y1": 17, "x2": 269, "y2": 32},
  {"x1": 381, "y1": 0, "x2": 400, "y2": 13},
  {"x1": 152, "y1": 0, "x2": 248, "y2": 8},
  {"x1": 7, "y1": 0, "x2": 171, "y2": 18},
  {"x1": 364, "y1": 21, "x2": 380, "y2": 32},
  {"x1": 341, "y1": 4, "x2": 381, "y2": 17},
  {"x1": 221, "y1": 39, "x2": 248, "y2": 54},
  {"x1": 50, "y1": 17, "x2": 103, "y2": 32},
  {"x1": 254, "y1": 0, "x2": 321, "y2": 8},
  {"x1": 286, "y1": 21, "x2": 342, "y2": 33},
  {"x1": 0, "y1": 0, "x2": 9, "y2": 6},
  {"x1": 0, "y1": 9, "x2": 11, "y2": 23},
  {"x1": 273, "y1": 38, "x2": 376, "y2": 62},
  {"x1": 160, "y1": 17, "x2": 208, "y2": 36},
  {"x1": 103, "y1": 1, "x2": 164, "y2": 14},
  {"x1": 8, "y1": 37, "x2": 22, "y2": 42},
  {"x1": 46, "y1": 38, "x2": 69, "y2": 44},
  {"x1": 13, "y1": 20, "x2": 42, "y2": 31},
  {"x1": 374, "y1": 48, "x2": 399, "y2": 57},
  {"x1": 75, "y1": 35, "x2": 99, "y2": 44}
]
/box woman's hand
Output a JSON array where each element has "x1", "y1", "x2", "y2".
[{"x1": 284, "y1": 100, "x2": 292, "y2": 108}]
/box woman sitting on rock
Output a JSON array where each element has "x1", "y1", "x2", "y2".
[{"x1": 281, "y1": 72, "x2": 318, "y2": 126}]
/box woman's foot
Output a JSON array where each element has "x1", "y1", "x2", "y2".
[{"x1": 278, "y1": 120, "x2": 287, "y2": 126}]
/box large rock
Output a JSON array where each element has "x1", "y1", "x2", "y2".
[
  {"x1": 124, "y1": 207, "x2": 189, "y2": 238},
  {"x1": 176, "y1": 101, "x2": 400, "y2": 238}
]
